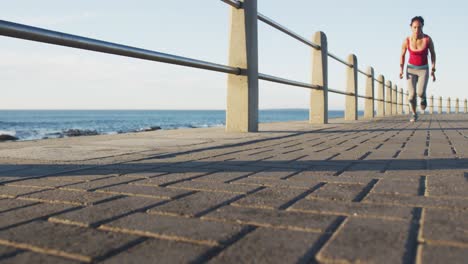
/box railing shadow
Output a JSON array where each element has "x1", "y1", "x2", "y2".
[{"x1": 0, "y1": 158, "x2": 466, "y2": 185}]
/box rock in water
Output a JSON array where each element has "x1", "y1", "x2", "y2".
[
  {"x1": 64, "y1": 129, "x2": 99, "y2": 137},
  {"x1": 140, "y1": 126, "x2": 162, "y2": 132},
  {"x1": 0, "y1": 134, "x2": 19, "y2": 141}
]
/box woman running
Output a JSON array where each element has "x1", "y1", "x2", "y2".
[{"x1": 400, "y1": 16, "x2": 436, "y2": 122}]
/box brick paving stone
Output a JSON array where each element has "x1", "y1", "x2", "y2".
[
  {"x1": 339, "y1": 162, "x2": 387, "y2": 177},
  {"x1": 100, "y1": 238, "x2": 211, "y2": 264},
  {"x1": 202, "y1": 205, "x2": 337, "y2": 232},
  {"x1": 288, "y1": 173, "x2": 376, "y2": 184},
  {"x1": 99, "y1": 212, "x2": 243, "y2": 246},
  {"x1": 60, "y1": 176, "x2": 143, "y2": 191},
  {"x1": 0, "y1": 185, "x2": 50, "y2": 198},
  {"x1": 0, "y1": 244, "x2": 21, "y2": 258},
  {"x1": 288, "y1": 165, "x2": 348, "y2": 179},
  {"x1": 0, "y1": 199, "x2": 38, "y2": 213},
  {"x1": 192, "y1": 171, "x2": 252, "y2": 183},
  {"x1": 289, "y1": 199, "x2": 414, "y2": 220},
  {"x1": 422, "y1": 208, "x2": 468, "y2": 245},
  {"x1": 247, "y1": 168, "x2": 299, "y2": 180},
  {"x1": 363, "y1": 193, "x2": 468, "y2": 210},
  {"x1": 373, "y1": 178, "x2": 422, "y2": 196},
  {"x1": 166, "y1": 181, "x2": 261, "y2": 194},
  {"x1": 209, "y1": 227, "x2": 321, "y2": 263},
  {"x1": 148, "y1": 191, "x2": 240, "y2": 217},
  {"x1": 317, "y1": 217, "x2": 411, "y2": 263},
  {"x1": 0, "y1": 249, "x2": 81, "y2": 264},
  {"x1": 18, "y1": 189, "x2": 118, "y2": 206},
  {"x1": 0, "y1": 202, "x2": 73, "y2": 229},
  {"x1": 49, "y1": 196, "x2": 163, "y2": 227},
  {"x1": 43, "y1": 174, "x2": 116, "y2": 182},
  {"x1": 0, "y1": 220, "x2": 139, "y2": 262},
  {"x1": 426, "y1": 175, "x2": 468, "y2": 198},
  {"x1": 307, "y1": 182, "x2": 367, "y2": 202},
  {"x1": 421, "y1": 244, "x2": 468, "y2": 264},
  {"x1": 95, "y1": 184, "x2": 191, "y2": 199},
  {"x1": 199, "y1": 164, "x2": 265, "y2": 173},
  {"x1": 383, "y1": 170, "x2": 429, "y2": 179},
  {"x1": 230, "y1": 177, "x2": 318, "y2": 189},
  {"x1": 131, "y1": 172, "x2": 207, "y2": 187},
  {"x1": 6, "y1": 178, "x2": 80, "y2": 189},
  {"x1": 232, "y1": 187, "x2": 309, "y2": 209},
  {"x1": 118, "y1": 171, "x2": 167, "y2": 179}
]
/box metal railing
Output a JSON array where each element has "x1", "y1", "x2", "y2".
[{"x1": 1, "y1": 0, "x2": 465, "y2": 132}]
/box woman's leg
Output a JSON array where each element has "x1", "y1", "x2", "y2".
[
  {"x1": 407, "y1": 68, "x2": 419, "y2": 114},
  {"x1": 416, "y1": 68, "x2": 430, "y2": 110}
]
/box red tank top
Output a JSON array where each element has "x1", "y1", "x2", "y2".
[{"x1": 407, "y1": 37, "x2": 429, "y2": 66}]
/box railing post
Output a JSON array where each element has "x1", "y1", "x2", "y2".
[
  {"x1": 465, "y1": 99, "x2": 468, "y2": 114},
  {"x1": 364, "y1": 67, "x2": 374, "y2": 119},
  {"x1": 392, "y1": 84, "x2": 398, "y2": 115},
  {"x1": 447, "y1": 97, "x2": 451, "y2": 114},
  {"x1": 429, "y1": 95, "x2": 434, "y2": 114},
  {"x1": 310, "y1": 31, "x2": 328, "y2": 124},
  {"x1": 438, "y1": 96, "x2": 443, "y2": 114},
  {"x1": 398, "y1": 88, "x2": 403, "y2": 115},
  {"x1": 385, "y1": 80, "x2": 392, "y2": 116},
  {"x1": 345, "y1": 54, "x2": 358, "y2": 121},
  {"x1": 226, "y1": 0, "x2": 259, "y2": 132},
  {"x1": 376, "y1": 75, "x2": 385, "y2": 117},
  {"x1": 406, "y1": 91, "x2": 410, "y2": 114},
  {"x1": 456, "y1": 98, "x2": 460, "y2": 114}
]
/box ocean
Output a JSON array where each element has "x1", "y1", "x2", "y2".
[{"x1": 0, "y1": 109, "x2": 362, "y2": 141}]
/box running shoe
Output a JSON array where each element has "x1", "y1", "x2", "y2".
[
  {"x1": 420, "y1": 98, "x2": 427, "y2": 110},
  {"x1": 410, "y1": 113, "x2": 418, "y2": 122}
]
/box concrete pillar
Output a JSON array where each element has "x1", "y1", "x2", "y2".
[
  {"x1": 226, "y1": 0, "x2": 258, "y2": 132},
  {"x1": 398, "y1": 88, "x2": 403, "y2": 114},
  {"x1": 310, "y1": 31, "x2": 328, "y2": 124},
  {"x1": 438, "y1": 96, "x2": 443, "y2": 114},
  {"x1": 345, "y1": 54, "x2": 358, "y2": 121},
  {"x1": 406, "y1": 92, "x2": 410, "y2": 114},
  {"x1": 465, "y1": 99, "x2": 468, "y2": 114},
  {"x1": 364, "y1": 67, "x2": 374, "y2": 119},
  {"x1": 392, "y1": 84, "x2": 398, "y2": 115},
  {"x1": 376, "y1": 75, "x2": 385, "y2": 117},
  {"x1": 429, "y1": 95, "x2": 434, "y2": 114},
  {"x1": 385, "y1": 80, "x2": 392, "y2": 116},
  {"x1": 447, "y1": 97, "x2": 451, "y2": 114},
  {"x1": 456, "y1": 98, "x2": 459, "y2": 114}
]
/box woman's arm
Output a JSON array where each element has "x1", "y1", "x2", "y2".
[
  {"x1": 428, "y1": 36, "x2": 436, "y2": 81},
  {"x1": 400, "y1": 39, "x2": 407, "y2": 79}
]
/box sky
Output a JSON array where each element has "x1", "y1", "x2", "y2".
[{"x1": 1, "y1": 0, "x2": 467, "y2": 110}]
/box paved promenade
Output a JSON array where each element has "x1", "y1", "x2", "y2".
[{"x1": 0, "y1": 114, "x2": 467, "y2": 263}]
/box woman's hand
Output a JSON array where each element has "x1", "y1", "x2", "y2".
[
  {"x1": 399, "y1": 70, "x2": 404, "y2": 79},
  {"x1": 431, "y1": 68, "x2": 436, "y2": 82}
]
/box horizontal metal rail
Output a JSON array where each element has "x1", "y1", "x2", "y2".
[
  {"x1": 357, "y1": 94, "x2": 373, "y2": 100},
  {"x1": 0, "y1": 20, "x2": 241, "y2": 76},
  {"x1": 328, "y1": 52, "x2": 352, "y2": 67},
  {"x1": 374, "y1": 78, "x2": 384, "y2": 84},
  {"x1": 259, "y1": 73, "x2": 322, "y2": 90},
  {"x1": 220, "y1": 0, "x2": 242, "y2": 9},
  {"x1": 357, "y1": 69, "x2": 371, "y2": 77},
  {"x1": 257, "y1": 13, "x2": 320, "y2": 50},
  {"x1": 328, "y1": 88, "x2": 350, "y2": 96}
]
